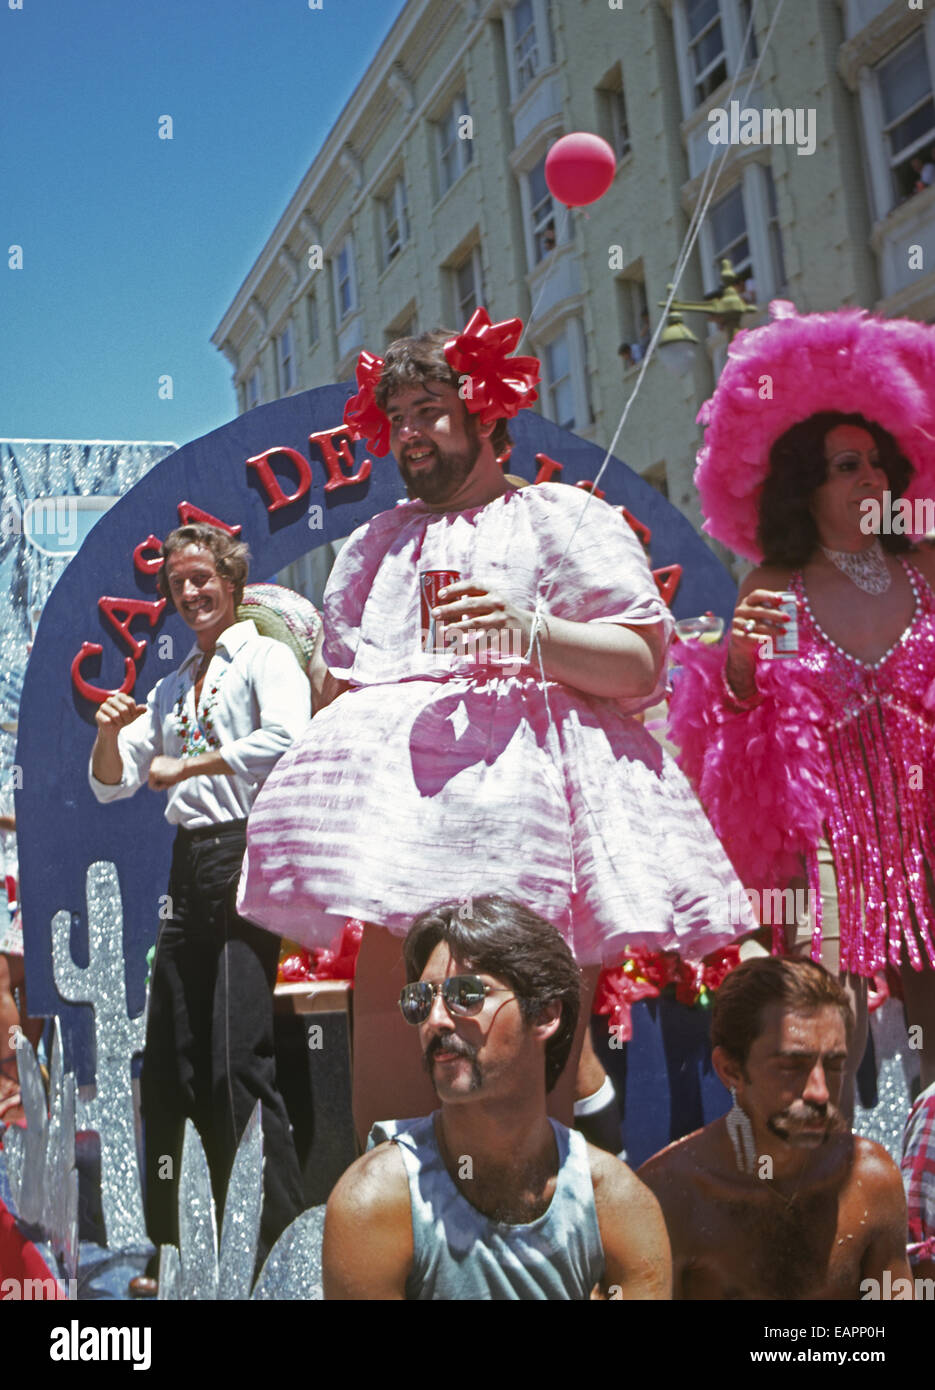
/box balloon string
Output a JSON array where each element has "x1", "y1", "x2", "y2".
[
  {"x1": 516, "y1": 201, "x2": 574, "y2": 358},
  {"x1": 537, "y1": 0, "x2": 785, "y2": 616}
]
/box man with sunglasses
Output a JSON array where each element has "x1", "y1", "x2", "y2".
[{"x1": 322, "y1": 896, "x2": 671, "y2": 1300}]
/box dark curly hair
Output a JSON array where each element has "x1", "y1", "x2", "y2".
[
  {"x1": 402, "y1": 895, "x2": 580, "y2": 1093},
  {"x1": 374, "y1": 328, "x2": 512, "y2": 458},
  {"x1": 756, "y1": 412, "x2": 914, "y2": 567}
]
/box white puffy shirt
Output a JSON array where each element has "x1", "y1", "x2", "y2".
[{"x1": 88, "y1": 620, "x2": 311, "y2": 829}]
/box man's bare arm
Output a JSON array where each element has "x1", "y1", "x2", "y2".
[
  {"x1": 590, "y1": 1149, "x2": 672, "y2": 1299},
  {"x1": 857, "y1": 1140, "x2": 915, "y2": 1297},
  {"x1": 322, "y1": 1145, "x2": 413, "y2": 1300}
]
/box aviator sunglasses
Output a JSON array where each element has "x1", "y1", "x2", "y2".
[{"x1": 398, "y1": 975, "x2": 516, "y2": 1026}]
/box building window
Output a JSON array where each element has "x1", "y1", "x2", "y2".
[
  {"x1": 877, "y1": 32, "x2": 935, "y2": 203},
  {"x1": 738, "y1": 0, "x2": 757, "y2": 64},
  {"x1": 544, "y1": 332, "x2": 576, "y2": 430},
  {"x1": 246, "y1": 367, "x2": 261, "y2": 411},
  {"x1": 710, "y1": 183, "x2": 752, "y2": 284},
  {"x1": 596, "y1": 64, "x2": 631, "y2": 160},
  {"x1": 379, "y1": 176, "x2": 410, "y2": 268},
  {"x1": 687, "y1": 0, "x2": 727, "y2": 105},
  {"x1": 306, "y1": 293, "x2": 319, "y2": 349},
  {"x1": 453, "y1": 246, "x2": 485, "y2": 325},
  {"x1": 437, "y1": 92, "x2": 473, "y2": 196},
  {"x1": 332, "y1": 236, "x2": 357, "y2": 322},
  {"x1": 277, "y1": 323, "x2": 295, "y2": 394},
  {"x1": 527, "y1": 156, "x2": 557, "y2": 265},
  {"x1": 764, "y1": 168, "x2": 787, "y2": 295},
  {"x1": 512, "y1": 0, "x2": 539, "y2": 95},
  {"x1": 616, "y1": 271, "x2": 650, "y2": 363}
]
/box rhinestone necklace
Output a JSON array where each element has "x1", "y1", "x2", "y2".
[{"x1": 820, "y1": 539, "x2": 891, "y2": 595}]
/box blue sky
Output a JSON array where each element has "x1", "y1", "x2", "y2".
[{"x1": 1, "y1": 0, "x2": 408, "y2": 447}]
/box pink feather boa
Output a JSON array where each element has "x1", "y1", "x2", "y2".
[{"x1": 667, "y1": 641, "x2": 831, "y2": 893}]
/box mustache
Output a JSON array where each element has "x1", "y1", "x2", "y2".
[
  {"x1": 422, "y1": 1033, "x2": 478, "y2": 1076},
  {"x1": 769, "y1": 1099, "x2": 848, "y2": 1135}
]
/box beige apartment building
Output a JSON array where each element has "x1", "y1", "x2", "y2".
[{"x1": 212, "y1": 0, "x2": 935, "y2": 584}]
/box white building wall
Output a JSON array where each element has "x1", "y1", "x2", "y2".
[{"x1": 213, "y1": 0, "x2": 935, "y2": 583}]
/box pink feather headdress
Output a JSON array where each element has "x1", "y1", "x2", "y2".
[{"x1": 694, "y1": 301, "x2": 935, "y2": 561}]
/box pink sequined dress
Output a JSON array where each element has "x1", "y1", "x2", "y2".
[
  {"x1": 670, "y1": 557, "x2": 935, "y2": 976},
  {"x1": 237, "y1": 484, "x2": 750, "y2": 966}
]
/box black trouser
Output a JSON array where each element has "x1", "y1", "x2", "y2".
[{"x1": 140, "y1": 820, "x2": 304, "y2": 1263}]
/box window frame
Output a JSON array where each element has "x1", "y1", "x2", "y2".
[
  {"x1": 277, "y1": 322, "x2": 295, "y2": 395},
  {"x1": 537, "y1": 318, "x2": 591, "y2": 433},
  {"x1": 379, "y1": 175, "x2": 411, "y2": 268},
  {"x1": 512, "y1": 0, "x2": 540, "y2": 96},
  {"x1": 332, "y1": 235, "x2": 358, "y2": 323},
  {"x1": 436, "y1": 91, "x2": 473, "y2": 197},
  {"x1": 876, "y1": 31, "x2": 935, "y2": 203},
  {"x1": 686, "y1": 0, "x2": 727, "y2": 107},
  {"x1": 306, "y1": 292, "x2": 319, "y2": 350},
  {"x1": 527, "y1": 154, "x2": 557, "y2": 266},
  {"x1": 544, "y1": 331, "x2": 575, "y2": 430},
  {"x1": 596, "y1": 63, "x2": 631, "y2": 161},
  {"x1": 452, "y1": 245, "x2": 485, "y2": 326}
]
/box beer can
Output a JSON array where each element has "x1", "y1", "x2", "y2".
[
  {"x1": 772, "y1": 592, "x2": 799, "y2": 658},
  {"x1": 420, "y1": 570, "x2": 461, "y2": 654}
]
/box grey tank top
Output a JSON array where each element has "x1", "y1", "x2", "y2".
[{"x1": 368, "y1": 1113, "x2": 605, "y2": 1300}]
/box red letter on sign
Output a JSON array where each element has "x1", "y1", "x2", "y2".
[
  {"x1": 99, "y1": 596, "x2": 167, "y2": 662},
  {"x1": 533, "y1": 453, "x2": 563, "y2": 485},
  {"x1": 618, "y1": 506, "x2": 652, "y2": 549},
  {"x1": 575, "y1": 480, "x2": 606, "y2": 500},
  {"x1": 308, "y1": 428, "x2": 372, "y2": 492},
  {"x1": 71, "y1": 642, "x2": 136, "y2": 704},
  {"x1": 246, "y1": 448, "x2": 312, "y2": 512},
  {"x1": 176, "y1": 503, "x2": 242, "y2": 535},
  {"x1": 134, "y1": 534, "x2": 165, "y2": 575},
  {"x1": 652, "y1": 564, "x2": 682, "y2": 607}
]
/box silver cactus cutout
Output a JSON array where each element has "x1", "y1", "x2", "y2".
[
  {"x1": 51, "y1": 860, "x2": 147, "y2": 1249},
  {"x1": 156, "y1": 1105, "x2": 324, "y2": 1300}
]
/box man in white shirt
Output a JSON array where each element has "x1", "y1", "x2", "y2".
[{"x1": 89, "y1": 524, "x2": 310, "y2": 1292}]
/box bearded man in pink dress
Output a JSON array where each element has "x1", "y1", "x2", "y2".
[{"x1": 238, "y1": 309, "x2": 751, "y2": 1141}]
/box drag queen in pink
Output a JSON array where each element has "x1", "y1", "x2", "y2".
[
  {"x1": 670, "y1": 303, "x2": 935, "y2": 1101},
  {"x1": 238, "y1": 310, "x2": 751, "y2": 1132}
]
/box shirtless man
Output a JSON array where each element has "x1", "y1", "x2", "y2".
[
  {"x1": 639, "y1": 956, "x2": 912, "y2": 1300},
  {"x1": 323, "y1": 896, "x2": 670, "y2": 1300}
]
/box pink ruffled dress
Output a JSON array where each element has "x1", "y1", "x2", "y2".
[
  {"x1": 669, "y1": 558, "x2": 935, "y2": 976},
  {"x1": 238, "y1": 484, "x2": 748, "y2": 966}
]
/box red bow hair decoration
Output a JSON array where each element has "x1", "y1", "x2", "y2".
[
  {"x1": 443, "y1": 307, "x2": 540, "y2": 424},
  {"x1": 342, "y1": 308, "x2": 540, "y2": 457},
  {"x1": 343, "y1": 349, "x2": 391, "y2": 457}
]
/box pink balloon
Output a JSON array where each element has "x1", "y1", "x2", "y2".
[{"x1": 545, "y1": 133, "x2": 617, "y2": 208}]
